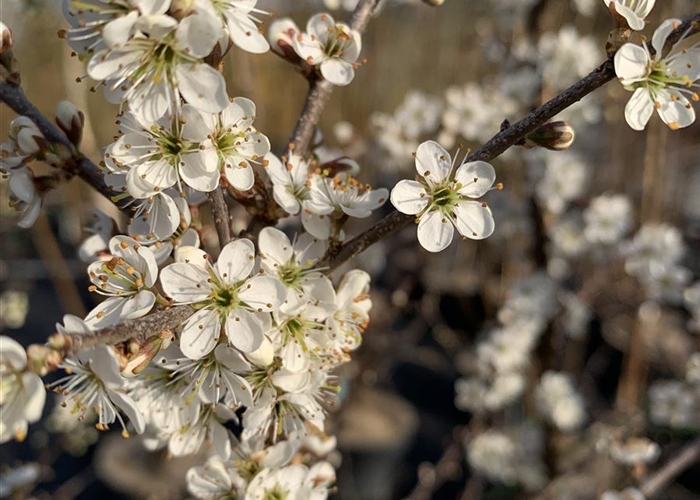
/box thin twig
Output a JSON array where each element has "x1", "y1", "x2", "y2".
[
  {"x1": 208, "y1": 186, "x2": 233, "y2": 246},
  {"x1": 0, "y1": 82, "x2": 132, "y2": 213},
  {"x1": 289, "y1": 0, "x2": 383, "y2": 157},
  {"x1": 316, "y1": 12, "x2": 700, "y2": 273},
  {"x1": 50, "y1": 305, "x2": 195, "y2": 354},
  {"x1": 641, "y1": 437, "x2": 700, "y2": 498}
]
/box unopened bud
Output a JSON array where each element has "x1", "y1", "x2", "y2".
[
  {"x1": 246, "y1": 336, "x2": 274, "y2": 367},
  {"x1": 56, "y1": 101, "x2": 84, "y2": 147},
  {"x1": 26, "y1": 344, "x2": 63, "y2": 377},
  {"x1": 10, "y1": 117, "x2": 44, "y2": 155},
  {"x1": 268, "y1": 18, "x2": 302, "y2": 62},
  {"x1": 120, "y1": 331, "x2": 172, "y2": 377},
  {"x1": 168, "y1": 0, "x2": 196, "y2": 20},
  {"x1": 422, "y1": 0, "x2": 446, "y2": 5},
  {"x1": 0, "y1": 22, "x2": 19, "y2": 84},
  {"x1": 0, "y1": 22, "x2": 13, "y2": 52},
  {"x1": 522, "y1": 121, "x2": 575, "y2": 151}
]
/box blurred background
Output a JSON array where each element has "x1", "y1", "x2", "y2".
[{"x1": 1, "y1": 0, "x2": 699, "y2": 498}]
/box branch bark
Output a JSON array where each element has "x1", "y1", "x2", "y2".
[
  {"x1": 316, "y1": 11, "x2": 700, "y2": 273},
  {"x1": 50, "y1": 305, "x2": 195, "y2": 354},
  {"x1": 641, "y1": 437, "x2": 700, "y2": 498},
  {"x1": 0, "y1": 82, "x2": 133, "y2": 214},
  {"x1": 288, "y1": 0, "x2": 383, "y2": 157},
  {"x1": 208, "y1": 186, "x2": 233, "y2": 246}
]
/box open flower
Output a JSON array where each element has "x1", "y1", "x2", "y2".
[
  {"x1": 198, "y1": 97, "x2": 270, "y2": 192},
  {"x1": 0, "y1": 337, "x2": 46, "y2": 443},
  {"x1": 390, "y1": 140, "x2": 496, "y2": 252},
  {"x1": 614, "y1": 18, "x2": 700, "y2": 130},
  {"x1": 84, "y1": 236, "x2": 159, "y2": 328},
  {"x1": 160, "y1": 239, "x2": 286, "y2": 358},
  {"x1": 52, "y1": 344, "x2": 145, "y2": 436},
  {"x1": 87, "y1": 12, "x2": 228, "y2": 122},
  {"x1": 292, "y1": 13, "x2": 362, "y2": 86}
]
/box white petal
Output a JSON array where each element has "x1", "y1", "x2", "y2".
[
  {"x1": 417, "y1": 209, "x2": 454, "y2": 252},
  {"x1": 180, "y1": 153, "x2": 220, "y2": 192},
  {"x1": 108, "y1": 389, "x2": 145, "y2": 434},
  {"x1": 224, "y1": 11, "x2": 270, "y2": 54},
  {"x1": 259, "y1": 227, "x2": 293, "y2": 266},
  {"x1": 176, "y1": 12, "x2": 219, "y2": 58},
  {"x1": 273, "y1": 186, "x2": 301, "y2": 215},
  {"x1": 614, "y1": 44, "x2": 650, "y2": 84},
  {"x1": 656, "y1": 89, "x2": 696, "y2": 130},
  {"x1": 224, "y1": 309, "x2": 263, "y2": 352},
  {"x1": 307, "y1": 13, "x2": 336, "y2": 39},
  {"x1": 180, "y1": 309, "x2": 221, "y2": 359},
  {"x1": 652, "y1": 18, "x2": 681, "y2": 55},
  {"x1": 160, "y1": 262, "x2": 211, "y2": 303},
  {"x1": 415, "y1": 140, "x2": 452, "y2": 184},
  {"x1": 239, "y1": 276, "x2": 285, "y2": 311},
  {"x1": 453, "y1": 200, "x2": 496, "y2": 240},
  {"x1": 301, "y1": 210, "x2": 331, "y2": 240},
  {"x1": 0, "y1": 336, "x2": 27, "y2": 369},
  {"x1": 624, "y1": 87, "x2": 655, "y2": 131},
  {"x1": 216, "y1": 239, "x2": 255, "y2": 285},
  {"x1": 176, "y1": 63, "x2": 228, "y2": 113},
  {"x1": 454, "y1": 161, "x2": 496, "y2": 198},
  {"x1": 390, "y1": 179, "x2": 428, "y2": 215},
  {"x1": 223, "y1": 163, "x2": 254, "y2": 191},
  {"x1": 102, "y1": 11, "x2": 139, "y2": 48},
  {"x1": 320, "y1": 59, "x2": 355, "y2": 86},
  {"x1": 20, "y1": 373, "x2": 46, "y2": 423}
]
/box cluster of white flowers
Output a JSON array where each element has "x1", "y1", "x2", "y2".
[
  {"x1": 34, "y1": 227, "x2": 374, "y2": 495},
  {"x1": 534, "y1": 371, "x2": 586, "y2": 432},
  {"x1": 646, "y1": 352, "x2": 700, "y2": 430},
  {"x1": 466, "y1": 427, "x2": 547, "y2": 491},
  {"x1": 63, "y1": 0, "x2": 269, "y2": 122},
  {"x1": 371, "y1": 91, "x2": 443, "y2": 167},
  {"x1": 624, "y1": 224, "x2": 691, "y2": 304},
  {"x1": 455, "y1": 273, "x2": 560, "y2": 414}
]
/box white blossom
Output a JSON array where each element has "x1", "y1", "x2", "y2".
[
  {"x1": 615, "y1": 18, "x2": 700, "y2": 130},
  {"x1": 86, "y1": 11, "x2": 228, "y2": 122},
  {"x1": 52, "y1": 344, "x2": 145, "y2": 436},
  {"x1": 390, "y1": 140, "x2": 496, "y2": 252},
  {"x1": 292, "y1": 13, "x2": 362, "y2": 86},
  {"x1": 583, "y1": 193, "x2": 633, "y2": 245},
  {"x1": 84, "y1": 236, "x2": 159, "y2": 328},
  {"x1": 0, "y1": 337, "x2": 46, "y2": 443},
  {"x1": 160, "y1": 239, "x2": 286, "y2": 358}
]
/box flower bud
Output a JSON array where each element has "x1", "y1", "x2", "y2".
[
  {"x1": 121, "y1": 331, "x2": 173, "y2": 377},
  {"x1": 168, "y1": 0, "x2": 196, "y2": 20},
  {"x1": 55, "y1": 101, "x2": 84, "y2": 147},
  {"x1": 422, "y1": 0, "x2": 446, "y2": 5},
  {"x1": 268, "y1": 18, "x2": 302, "y2": 62},
  {"x1": 246, "y1": 336, "x2": 274, "y2": 367},
  {"x1": 26, "y1": 344, "x2": 63, "y2": 377},
  {"x1": 523, "y1": 121, "x2": 575, "y2": 151},
  {"x1": 10, "y1": 117, "x2": 44, "y2": 155},
  {"x1": 0, "y1": 22, "x2": 13, "y2": 53}
]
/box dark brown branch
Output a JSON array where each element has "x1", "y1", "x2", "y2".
[
  {"x1": 0, "y1": 82, "x2": 133, "y2": 213},
  {"x1": 49, "y1": 305, "x2": 195, "y2": 354},
  {"x1": 288, "y1": 0, "x2": 383, "y2": 157},
  {"x1": 641, "y1": 437, "x2": 700, "y2": 498},
  {"x1": 317, "y1": 11, "x2": 700, "y2": 273},
  {"x1": 208, "y1": 186, "x2": 233, "y2": 246}
]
